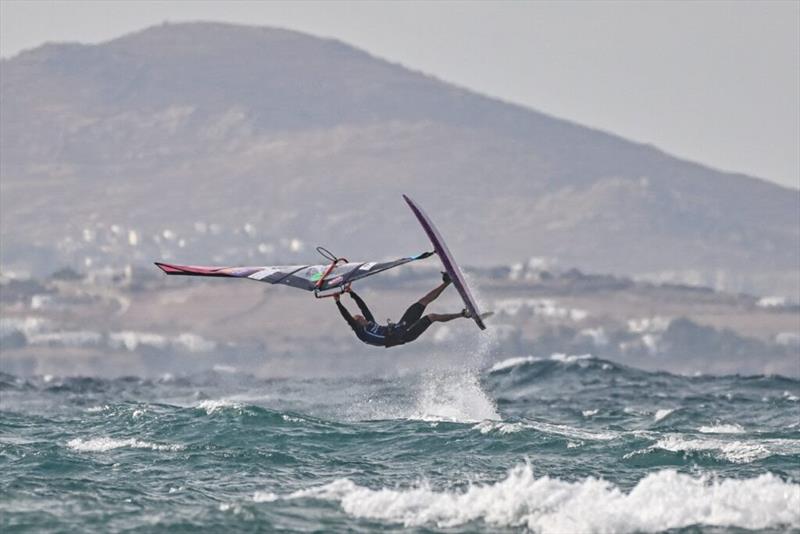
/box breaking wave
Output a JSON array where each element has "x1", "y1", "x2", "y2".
[
  {"x1": 472, "y1": 420, "x2": 619, "y2": 441},
  {"x1": 255, "y1": 463, "x2": 800, "y2": 533},
  {"x1": 626, "y1": 434, "x2": 800, "y2": 464},
  {"x1": 195, "y1": 399, "x2": 244, "y2": 415},
  {"x1": 67, "y1": 437, "x2": 184, "y2": 452},
  {"x1": 698, "y1": 423, "x2": 746, "y2": 434},
  {"x1": 488, "y1": 353, "x2": 593, "y2": 373}
]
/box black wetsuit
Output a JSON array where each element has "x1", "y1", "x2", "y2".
[{"x1": 336, "y1": 291, "x2": 433, "y2": 348}]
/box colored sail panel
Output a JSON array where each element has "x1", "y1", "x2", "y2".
[{"x1": 154, "y1": 252, "x2": 432, "y2": 292}]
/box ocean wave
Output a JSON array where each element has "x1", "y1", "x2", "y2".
[
  {"x1": 653, "y1": 408, "x2": 675, "y2": 422},
  {"x1": 191, "y1": 400, "x2": 320, "y2": 427},
  {"x1": 281, "y1": 414, "x2": 306, "y2": 423},
  {"x1": 473, "y1": 420, "x2": 618, "y2": 441},
  {"x1": 698, "y1": 423, "x2": 746, "y2": 434},
  {"x1": 67, "y1": 437, "x2": 184, "y2": 452},
  {"x1": 628, "y1": 434, "x2": 800, "y2": 464},
  {"x1": 473, "y1": 421, "x2": 525, "y2": 435},
  {"x1": 195, "y1": 399, "x2": 244, "y2": 415},
  {"x1": 526, "y1": 420, "x2": 618, "y2": 441},
  {"x1": 253, "y1": 491, "x2": 279, "y2": 503},
  {"x1": 485, "y1": 356, "x2": 800, "y2": 389},
  {"x1": 255, "y1": 463, "x2": 800, "y2": 532},
  {"x1": 488, "y1": 353, "x2": 594, "y2": 373},
  {"x1": 488, "y1": 355, "x2": 541, "y2": 373}
]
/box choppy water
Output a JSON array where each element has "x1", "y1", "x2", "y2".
[{"x1": 2, "y1": 354, "x2": 799, "y2": 533}]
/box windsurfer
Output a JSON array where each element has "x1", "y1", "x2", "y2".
[{"x1": 333, "y1": 272, "x2": 470, "y2": 347}]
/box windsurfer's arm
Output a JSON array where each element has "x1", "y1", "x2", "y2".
[
  {"x1": 348, "y1": 291, "x2": 375, "y2": 323},
  {"x1": 334, "y1": 294, "x2": 359, "y2": 330}
]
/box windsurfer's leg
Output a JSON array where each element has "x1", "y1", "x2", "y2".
[
  {"x1": 401, "y1": 310, "x2": 466, "y2": 344},
  {"x1": 400, "y1": 302, "x2": 425, "y2": 325},
  {"x1": 427, "y1": 312, "x2": 465, "y2": 323},
  {"x1": 418, "y1": 280, "x2": 449, "y2": 306},
  {"x1": 402, "y1": 317, "x2": 433, "y2": 343},
  {"x1": 401, "y1": 276, "x2": 452, "y2": 326}
]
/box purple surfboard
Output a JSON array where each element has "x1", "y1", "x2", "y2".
[{"x1": 403, "y1": 195, "x2": 486, "y2": 330}]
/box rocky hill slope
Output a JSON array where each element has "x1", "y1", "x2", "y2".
[{"x1": 1, "y1": 22, "x2": 797, "y2": 296}]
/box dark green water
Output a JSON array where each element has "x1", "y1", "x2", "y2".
[{"x1": 2, "y1": 355, "x2": 799, "y2": 532}]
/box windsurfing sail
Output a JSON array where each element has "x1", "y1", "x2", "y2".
[{"x1": 154, "y1": 251, "x2": 433, "y2": 296}]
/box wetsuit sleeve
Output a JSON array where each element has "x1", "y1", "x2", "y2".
[
  {"x1": 349, "y1": 291, "x2": 375, "y2": 323},
  {"x1": 336, "y1": 300, "x2": 359, "y2": 331}
]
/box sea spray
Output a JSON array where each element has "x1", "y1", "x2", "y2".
[
  {"x1": 409, "y1": 317, "x2": 500, "y2": 421},
  {"x1": 407, "y1": 268, "x2": 502, "y2": 422},
  {"x1": 411, "y1": 367, "x2": 500, "y2": 422}
]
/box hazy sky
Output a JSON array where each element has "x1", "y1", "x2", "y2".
[{"x1": 2, "y1": 0, "x2": 798, "y2": 189}]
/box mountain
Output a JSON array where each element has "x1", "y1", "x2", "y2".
[{"x1": 1, "y1": 22, "x2": 797, "y2": 296}]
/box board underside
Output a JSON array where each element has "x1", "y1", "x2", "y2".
[{"x1": 403, "y1": 195, "x2": 486, "y2": 330}]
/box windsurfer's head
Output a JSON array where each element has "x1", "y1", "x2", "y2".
[{"x1": 354, "y1": 314, "x2": 368, "y2": 326}]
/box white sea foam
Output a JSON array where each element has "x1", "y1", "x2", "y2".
[
  {"x1": 281, "y1": 414, "x2": 305, "y2": 423},
  {"x1": 633, "y1": 434, "x2": 800, "y2": 464},
  {"x1": 698, "y1": 423, "x2": 746, "y2": 434},
  {"x1": 653, "y1": 408, "x2": 675, "y2": 422},
  {"x1": 648, "y1": 436, "x2": 768, "y2": 463},
  {"x1": 549, "y1": 353, "x2": 592, "y2": 363},
  {"x1": 196, "y1": 399, "x2": 242, "y2": 415},
  {"x1": 253, "y1": 491, "x2": 279, "y2": 503},
  {"x1": 473, "y1": 421, "x2": 525, "y2": 434},
  {"x1": 67, "y1": 437, "x2": 183, "y2": 452},
  {"x1": 526, "y1": 420, "x2": 618, "y2": 441},
  {"x1": 473, "y1": 420, "x2": 617, "y2": 441},
  {"x1": 488, "y1": 353, "x2": 593, "y2": 373},
  {"x1": 255, "y1": 463, "x2": 800, "y2": 533},
  {"x1": 488, "y1": 356, "x2": 540, "y2": 372},
  {"x1": 218, "y1": 502, "x2": 243, "y2": 514}
]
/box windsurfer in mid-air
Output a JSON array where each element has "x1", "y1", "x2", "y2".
[{"x1": 333, "y1": 272, "x2": 471, "y2": 347}]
